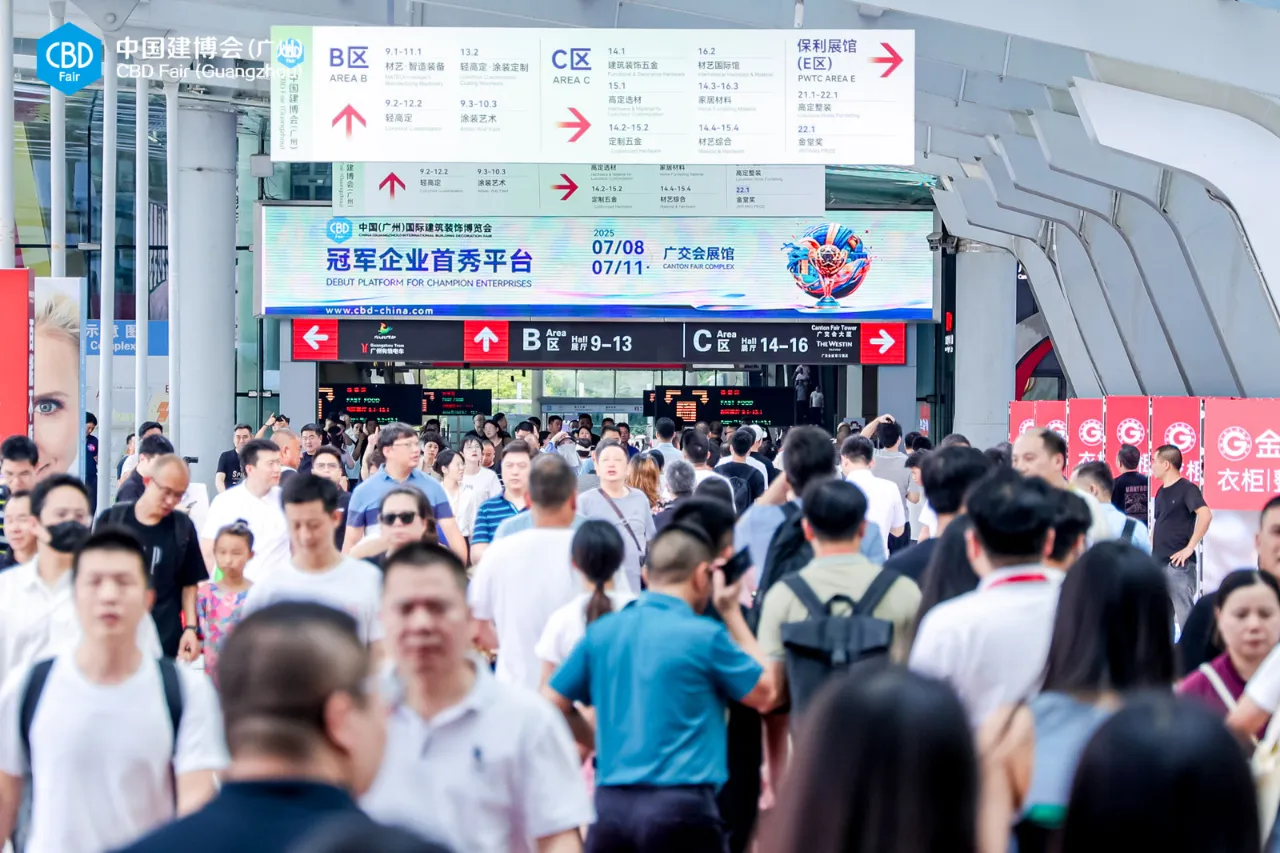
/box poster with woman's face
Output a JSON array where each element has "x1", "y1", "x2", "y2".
[{"x1": 34, "y1": 278, "x2": 85, "y2": 478}]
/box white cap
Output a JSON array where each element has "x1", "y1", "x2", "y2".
[{"x1": 749, "y1": 425, "x2": 766, "y2": 441}]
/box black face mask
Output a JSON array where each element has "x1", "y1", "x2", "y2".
[{"x1": 45, "y1": 520, "x2": 90, "y2": 554}]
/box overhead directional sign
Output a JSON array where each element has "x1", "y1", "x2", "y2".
[
  {"x1": 332, "y1": 163, "x2": 825, "y2": 218},
  {"x1": 859, "y1": 322, "x2": 907, "y2": 365},
  {"x1": 270, "y1": 27, "x2": 914, "y2": 165},
  {"x1": 295, "y1": 319, "x2": 877, "y2": 365}
]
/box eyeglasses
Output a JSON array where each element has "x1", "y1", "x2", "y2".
[
  {"x1": 390, "y1": 440, "x2": 419, "y2": 451},
  {"x1": 380, "y1": 511, "x2": 419, "y2": 526}
]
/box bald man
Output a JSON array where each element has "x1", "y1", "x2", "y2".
[
  {"x1": 96, "y1": 454, "x2": 209, "y2": 659},
  {"x1": 274, "y1": 428, "x2": 303, "y2": 487}
]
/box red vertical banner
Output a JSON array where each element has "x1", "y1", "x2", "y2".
[
  {"x1": 1035, "y1": 400, "x2": 1067, "y2": 439},
  {"x1": 1066, "y1": 398, "x2": 1105, "y2": 470},
  {"x1": 1009, "y1": 400, "x2": 1037, "y2": 443},
  {"x1": 1150, "y1": 397, "x2": 1203, "y2": 493},
  {"x1": 1104, "y1": 396, "x2": 1152, "y2": 476},
  {"x1": 0, "y1": 270, "x2": 34, "y2": 440},
  {"x1": 1202, "y1": 397, "x2": 1280, "y2": 511},
  {"x1": 917, "y1": 401, "x2": 931, "y2": 437}
]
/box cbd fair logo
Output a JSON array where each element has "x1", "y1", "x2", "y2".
[
  {"x1": 1116, "y1": 418, "x2": 1146, "y2": 447},
  {"x1": 37, "y1": 23, "x2": 103, "y2": 96},
  {"x1": 1079, "y1": 419, "x2": 1104, "y2": 446}
]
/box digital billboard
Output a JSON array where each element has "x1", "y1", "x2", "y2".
[
  {"x1": 651, "y1": 386, "x2": 795, "y2": 428},
  {"x1": 318, "y1": 384, "x2": 424, "y2": 425},
  {"x1": 257, "y1": 206, "x2": 935, "y2": 322}
]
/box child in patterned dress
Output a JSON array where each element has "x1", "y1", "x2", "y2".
[{"x1": 196, "y1": 521, "x2": 255, "y2": 687}]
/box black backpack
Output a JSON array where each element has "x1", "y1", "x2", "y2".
[
  {"x1": 779, "y1": 570, "x2": 901, "y2": 719},
  {"x1": 724, "y1": 474, "x2": 752, "y2": 517},
  {"x1": 748, "y1": 503, "x2": 813, "y2": 631}
]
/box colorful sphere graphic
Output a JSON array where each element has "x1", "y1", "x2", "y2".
[{"x1": 783, "y1": 223, "x2": 871, "y2": 307}]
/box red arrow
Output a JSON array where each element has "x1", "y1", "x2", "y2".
[
  {"x1": 555, "y1": 107, "x2": 591, "y2": 142},
  {"x1": 331, "y1": 104, "x2": 366, "y2": 137},
  {"x1": 551, "y1": 173, "x2": 579, "y2": 201},
  {"x1": 870, "y1": 42, "x2": 904, "y2": 78},
  {"x1": 379, "y1": 172, "x2": 406, "y2": 199}
]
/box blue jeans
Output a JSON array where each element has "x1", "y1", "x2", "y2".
[{"x1": 587, "y1": 785, "x2": 727, "y2": 853}]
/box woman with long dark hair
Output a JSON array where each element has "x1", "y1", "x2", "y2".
[
  {"x1": 535, "y1": 519, "x2": 633, "y2": 685},
  {"x1": 1060, "y1": 692, "x2": 1258, "y2": 853},
  {"x1": 764, "y1": 666, "x2": 978, "y2": 853},
  {"x1": 911, "y1": 516, "x2": 980, "y2": 642},
  {"x1": 976, "y1": 542, "x2": 1175, "y2": 853}
]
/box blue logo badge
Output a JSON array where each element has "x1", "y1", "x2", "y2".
[
  {"x1": 37, "y1": 23, "x2": 103, "y2": 96},
  {"x1": 276, "y1": 37, "x2": 305, "y2": 68},
  {"x1": 327, "y1": 217, "x2": 354, "y2": 243}
]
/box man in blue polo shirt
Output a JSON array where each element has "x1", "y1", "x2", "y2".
[
  {"x1": 343, "y1": 423, "x2": 467, "y2": 563},
  {"x1": 469, "y1": 440, "x2": 533, "y2": 564},
  {"x1": 544, "y1": 522, "x2": 776, "y2": 853}
]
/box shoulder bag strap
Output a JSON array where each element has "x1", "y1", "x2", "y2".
[
  {"x1": 1198, "y1": 662, "x2": 1239, "y2": 712},
  {"x1": 599, "y1": 490, "x2": 644, "y2": 555},
  {"x1": 1122, "y1": 517, "x2": 1137, "y2": 541},
  {"x1": 158, "y1": 658, "x2": 185, "y2": 758},
  {"x1": 20, "y1": 659, "x2": 56, "y2": 764},
  {"x1": 854, "y1": 570, "x2": 901, "y2": 616},
  {"x1": 782, "y1": 574, "x2": 827, "y2": 619}
]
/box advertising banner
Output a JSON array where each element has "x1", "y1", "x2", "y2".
[
  {"x1": 1202, "y1": 397, "x2": 1280, "y2": 511},
  {"x1": 1034, "y1": 400, "x2": 1067, "y2": 439},
  {"x1": 1104, "y1": 396, "x2": 1151, "y2": 476},
  {"x1": 333, "y1": 162, "x2": 826, "y2": 218},
  {"x1": 270, "y1": 27, "x2": 914, "y2": 165},
  {"x1": 0, "y1": 270, "x2": 34, "y2": 441},
  {"x1": 1066, "y1": 398, "x2": 1105, "y2": 471},
  {"x1": 34, "y1": 278, "x2": 86, "y2": 478},
  {"x1": 1008, "y1": 400, "x2": 1036, "y2": 443},
  {"x1": 1151, "y1": 396, "x2": 1203, "y2": 492},
  {"x1": 258, "y1": 206, "x2": 936, "y2": 321}
]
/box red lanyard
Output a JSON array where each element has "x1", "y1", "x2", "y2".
[{"x1": 986, "y1": 572, "x2": 1049, "y2": 590}]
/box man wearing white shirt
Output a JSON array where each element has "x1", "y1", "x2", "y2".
[
  {"x1": 364, "y1": 542, "x2": 591, "y2": 853},
  {"x1": 0, "y1": 527, "x2": 227, "y2": 853},
  {"x1": 470, "y1": 454, "x2": 632, "y2": 691},
  {"x1": 839, "y1": 436, "x2": 905, "y2": 553},
  {"x1": 910, "y1": 469, "x2": 1062, "y2": 729},
  {"x1": 0, "y1": 475, "x2": 162, "y2": 689},
  {"x1": 200, "y1": 439, "x2": 289, "y2": 583},
  {"x1": 1013, "y1": 428, "x2": 1112, "y2": 545}
]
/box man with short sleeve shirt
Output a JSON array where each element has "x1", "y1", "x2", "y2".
[
  {"x1": 0, "y1": 528, "x2": 226, "y2": 853},
  {"x1": 470, "y1": 441, "x2": 533, "y2": 564},
  {"x1": 344, "y1": 423, "x2": 467, "y2": 565},
  {"x1": 883, "y1": 447, "x2": 993, "y2": 583},
  {"x1": 215, "y1": 424, "x2": 253, "y2": 494},
  {"x1": 840, "y1": 436, "x2": 905, "y2": 553},
  {"x1": 116, "y1": 434, "x2": 174, "y2": 506},
  {"x1": 1151, "y1": 444, "x2": 1213, "y2": 629},
  {"x1": 201, "y1": 439, "x2": 289, "y2": 583},
  {"x1": 544, "y1": 524, "x2": 776, "y2": 853}
]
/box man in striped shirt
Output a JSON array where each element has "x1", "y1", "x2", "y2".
[{"x1": 469, "y1": 440, "x2": 533, "y2": 564}]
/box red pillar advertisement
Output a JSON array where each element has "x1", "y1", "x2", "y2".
[
  {"x1": 1009, "y1": 400, "x2": 1036, "y2": 443},
  {"x1": 1202, "y1": 397, "x2": 1280, "y2": 511},
  {"x1": 0, "y1": 269, "x2": 34, "y2": 440},
  {"x1": 1104, "y1": 396, "x2": 1152, "y2": 476},
  {"x1": 1034, "y1": 400, "x2": 1067, "y2": 439},
  {"x1": 1066, "y1": 398, "x2": 1105, "y2": 470},
  {"x1": 1150, "y1": 396, "x2": 1203, "y2": 493}
]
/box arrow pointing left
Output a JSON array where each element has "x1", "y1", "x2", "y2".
[
  {"x1": 332, "y1": 104, "x2": 366, "y2": 138},
  {"x1": 303, "y1": 325, "x2": 330, "y2": 351}
]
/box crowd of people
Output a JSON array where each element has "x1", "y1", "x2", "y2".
[{"x1": 0, "y1": 404, "x2": 1273, "y2": 853}]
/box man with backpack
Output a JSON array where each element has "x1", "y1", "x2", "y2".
[
  {"x1": 0, "y1": 528, "x2": 227, "y2": 853},
  {"x1": 96, "y1": 455, "x2": 208, "y2": 660},
  {"x1": 716, "y1": 428, "x2": 766, "y2": 515},
  {"x1": 754, "y1": 479, "x2": 921, "y2": 780}
]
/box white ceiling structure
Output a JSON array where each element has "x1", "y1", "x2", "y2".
[{"x1": 19, "y1": 0, "x2": 1280, "y2": 397}]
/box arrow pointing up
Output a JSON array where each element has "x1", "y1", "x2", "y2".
[
  {"x1": 870, "y1": 329, "x2": 896, "y2": 354},
  {"x1": 302, "y1": 325, "x2": 330, "y2": 351},
  {"x1": 332, "y1": 104, "x2": 366, "y2": 137},
  {"x1": 556, "y1": 107, "x2": 592, "y2": 143},
  {"x1": 473, "y1": 326, "x2": 500, "y2": 353},
  {"x1": 870, "y1": 42, "x2": 904, "y2": 78},
  {"x1": 379, "y1": 172, "x2": 406, "y2": 199},
  {"x1": 551, "y1": 173, "x2": 579, "y2": 201}
]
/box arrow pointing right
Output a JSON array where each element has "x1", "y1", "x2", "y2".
[
  {"x1": 551, "y1": 173, "x2": 579, "y2": 201},
  {"x1": 556, "y1": 107, "x2": 592, "y2": 143},
  {"x1": 473, "y1": 326, "x2": 500, "y2": 353},
  {"x1": 870, "y1": 329, "x2": 896, "y2": 354},
  {"x1": 870, "y1": 42, "x2": 904, "y2": 78},
  {"x1": 302, "y1": 325, "x2": 330, "y2": 351}
]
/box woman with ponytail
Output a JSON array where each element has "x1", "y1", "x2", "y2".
[{"x1": 536, "y1": 519, "x2": 635, "y2": 685}]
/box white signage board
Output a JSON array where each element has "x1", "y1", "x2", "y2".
[
  {"x1": 332, "y1": 163, "x2": 826, "y2": 217},
  {"x1": 270, "y1": 27, "x2": 914, "y2": 165}
]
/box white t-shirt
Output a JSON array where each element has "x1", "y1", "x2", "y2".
[
  {"x1": 201, "y1": 484, "x2": 290, "y2": 582},
  {"x1": 445, "y1": 482, "x2": 482, "y2": 538},
  {"x1": 919, "y1": 501, "x2": 938, "y2": 538},
  {"x1": 810, "y1": 389, "x2": 824, "y2": 407},
  {"x1": 845, "y1": 468, "x2": 907, "y2": 551},
  {"x1": 463, "y1": 468, "x2": 503, "y2": 504},
  {"x1": 0, "y1": 654, "x2": 228, "y2": 853},
  {"x1": 240, "y1": 556, "x2": 384, "y2": 645},
  {"x1": 469, "y1": 527, "x2": 632, "y2": 691},
  {"x1": 535, "y1": 590, "x2": 636, "y2": 667},
  {"x1": 363, "y1": 661, "x2": 593, "y2": 853},
  {"x1": 1245, "y1": 643, "x2": 1280, "y2": 714}
]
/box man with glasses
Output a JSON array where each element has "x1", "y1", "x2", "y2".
[
  {"x1": 344, "y1": 424, "x2": 466, "y2": 564},
  {"x1": 96, "y1": 456, "x2": 208, "y2": 660},
  {"x1": 309, "y1": 446, "x2": 352, "y2": 550}
]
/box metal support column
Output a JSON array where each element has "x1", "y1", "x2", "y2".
[
  {"x1": 134, "y1": 80, "x2": 149, "y2": 435},
  {"x1": 0, "y1": 0, "x2": 15, "y2": 267},
  {"x1": 165, "y1": 81, "x2": 179, "y2": 449},
  {"x1": 97, "y1": 55, "x2": 118, "y2": 511},
  {"x1": 49, "y1": 1, "x2": 65, "y2": 276}
]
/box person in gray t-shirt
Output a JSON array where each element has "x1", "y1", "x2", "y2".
[{"x1": 578, "y1": 439, "x2": 656, "y2": 592}]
